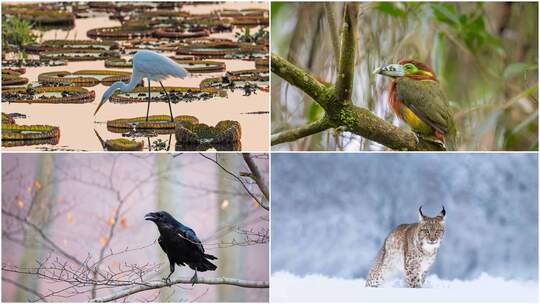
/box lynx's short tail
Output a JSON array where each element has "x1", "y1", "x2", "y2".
[{"x1": 365, "y1": 246, "x2": 386, "y2": 287}]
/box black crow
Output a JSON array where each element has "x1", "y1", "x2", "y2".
[{"x1": 145, "y1": 211, "x2": 217, "y2": 285}]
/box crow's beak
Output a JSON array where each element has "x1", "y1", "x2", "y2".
[{"x1": 144, "y1": 212, "x2": 157, "y2": 221}]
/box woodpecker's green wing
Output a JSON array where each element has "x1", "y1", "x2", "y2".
[{"x1": 395, "y1": 77, "x2": 453, "y2": 135}]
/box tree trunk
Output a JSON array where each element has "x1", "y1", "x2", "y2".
[
  {"x1": 217, "y1": 154, "x2": 246, "y2": 301},
  {"x1": 15, "y1": 155, "x2": 56, "y2": 301}
]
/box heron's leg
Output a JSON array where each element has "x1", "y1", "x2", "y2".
[
  {"x1": 159, "y1": 81, "x2": 174, "y2": 122},
  {"x1": 190, "y1": 269, "x2": 198, "y2": 286},
  {"x1": 167, "y1": 133, "x2": 172, "y2": 151},
  {"x1": 147, "y1": 137, "x2": 151, "y2": 152},
  {"x1": 146, "y1": 79, "x2": 151, "y2": 122}
]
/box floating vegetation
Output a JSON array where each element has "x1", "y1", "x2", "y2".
[
  {"x1": 109, "y1": 86, "x2": 226, "y2": 104},
  {"x1": 105, "y1": 138, "x2": 144, "y2": 151},
  {"x1": 104, "y1": 58, "x2": 133, "y2": 68},
  {"x1": 220, "y1": 8, "x2": 268, "y2": 18},
  {"x1": 1, "y1": 58, "x2": 67, "y2": 67},
  {"x1": 235, "y1": 27, "x2": 269, "y2": 44},
  {"x1": 2, "y1": 113, "x2": 16, "y2": 124},
  {"x1": 121, "y1": 38, "x2": 182, "y2": 52},
  {"x1": 26, "y1": 39, "x2": 119, "y2": 53},
  {"x1": 38, "y1": 70, "x2": 132, "y2": 87},
  {"x1": 255, "y1": 57, "x2": 269, "y2": 69},
  {"x1": 176, "y1": 60, "x2": 226, "y2": 73},
  {"x1": 87, "y1": 26, "x2": 154, "y2": 40},
  {"x1": 175, "y1": 42, "x2": 267, "y2": 59},
  {"x1": 231, "y1": 16, "x2": 269, "y2": 27},
  {"x1": 2, "y1": 123, "x2": 60, "y2": 143},
  {"x1": 175, "y1": 119, "x2": 241, "y2": 149},
  {"x1": 2, "y1": 86, "x2": 95, "y2": 104},
  {"x1": 3, "y1": 7, "x2": 75, "y2": 27},
  {"x1": 153, "y1": 27, "x2": 210, "y2": 39},
  {"x1": 105, "y1": 58, "x2": 225, "y2": 73},
  {"x1": 39, "y1": 49, "x2": 120, "y2": 61},
  {"x1": 94, "y1": 129, "x2": 145, "y2": 151},
  {"x1": 2, "y1": 69, "x2": 28, "y2": 86},
  {"x1": 200, "y1": 69, "x2": 269, "y2": 91},
  {"x1": 107, "y1": 115, "x2": 199, "y2": 134},
  {"x1": 183, "y1": 19, "x2": 233, "y2": 33}
]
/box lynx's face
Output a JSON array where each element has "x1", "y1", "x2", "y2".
[{"x1": 418, "y1": 216, "x2": 445, "y2": 246}]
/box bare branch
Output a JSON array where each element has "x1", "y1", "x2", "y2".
[
  {"x1": 89, "y1": 277, "x2": 269, "y2": 302},
  {"x1": 2, "y1": 277, "x2": 48, "y2": 302},
  {"x1": 198, "y1": 154, "x2": 269, "y2": 210},
  {"x1": 324, "y1": 3, "x2": 340, "y2": 67},
  {"x1": 241, "y1": 153, "x2": 269, "y2": 202},
  {"x1": 2, "y1": 209, "x2": 84, "y2": 266}
]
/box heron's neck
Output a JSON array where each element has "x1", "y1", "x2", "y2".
[{"x1": 121, "y1": 69, "x2": 142, "y2": 92}]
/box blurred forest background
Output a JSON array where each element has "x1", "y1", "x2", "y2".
[
  {"x1": 271, "y1": 153, "x2": 538, "y2": 281},
  {"x1": 272, "y1": 2, "x2": 538, "y2": 151},
  {"x1": 2, "y1": 153, "x2": 269, "y2": 302}
]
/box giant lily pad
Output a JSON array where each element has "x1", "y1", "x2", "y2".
[
  {"x1": 26, "y1": 40, "x2": 119, "y2": 53},
  {"x1": 109, "y1": 86, "x2": 226, "y2": 104},
  {"x1": 38, "y1": 70, "x2": 132, "y2": 87},
  {"x1": 107, "y1": 115, "x2": 198, "y2": 134},
  {"x1": 2, "y1": 123, "x2": 60, "y2": 147},
  {"x1": 175, "y1": 120, "x2": 241, "y2": 150},
  {"x1": 3, "y1": 86, "x2": 95, "y2": 104}
]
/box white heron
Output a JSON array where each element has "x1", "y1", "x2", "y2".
[{"x1": 94, "y1": 50, "x2": 188, "y2": 122}]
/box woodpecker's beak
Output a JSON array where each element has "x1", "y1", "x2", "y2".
[{"x1": 373, "y1": 64, "x2": 405, "y2": 77}]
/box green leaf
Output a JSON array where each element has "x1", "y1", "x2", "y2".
[
  {"x1": 431, "y1": 3, "x2": 460, "y2": 26},
  {"x1": 503, "y1": 63, "x2": 538, "y2": 79},
  {"x1": 307, "y1": 103, "x2": 324, "y2": 122},
  {"x1": 376, "y1": 3, "x2": 407, "y2": 17}
]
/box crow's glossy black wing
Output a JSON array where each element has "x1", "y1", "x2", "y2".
[
  {"x1": 179, "y1": 227, "x2": 205, "y2": 253},
  {"x1": 158, "y1": 236, "x2": 168, "y2": 254}
]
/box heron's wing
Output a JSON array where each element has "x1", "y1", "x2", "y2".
[
  {"x1": 396, "y1": 78, "x2": 451, "y2": 133},
  {"x1": 133, "y1": 51, "x2": 188, "y2": 80}
]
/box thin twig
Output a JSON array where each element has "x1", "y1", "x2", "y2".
[{"x1": 198, "y1": 154, "x2": 269, "y2": 210}]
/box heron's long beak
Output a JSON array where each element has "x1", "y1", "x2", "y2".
[
  {"x1": 373, "y1": 64, "x2": 405, "y2": 77},
  {"x1": 94, "y1": 99, "x2": 106, "y2": 116},
  {"x1": 144, "y1": 212, "x2": 157, "y2": 221}
]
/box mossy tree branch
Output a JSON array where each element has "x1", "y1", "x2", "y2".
[
  {"x1": 271, "y1": 115, "x2": 332, "y2": 146},
  {"x1": 271, "y1": 4, "x2": 444, "y2": 151},
  {"x1": 335, "y1": 3, "x2": 357, "y2": 103}
]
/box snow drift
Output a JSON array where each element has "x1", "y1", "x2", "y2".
[{"x1": 271, "y1": 271, "x2": 538, "y2": 302}]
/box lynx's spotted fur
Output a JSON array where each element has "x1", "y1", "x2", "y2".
[{"x1": 365, "y1": 206, "x2": 446, "y2": 288}]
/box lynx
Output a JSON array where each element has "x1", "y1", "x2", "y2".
[{"x1": 365, "y1": 206, "x2": 446, "y2": 288}]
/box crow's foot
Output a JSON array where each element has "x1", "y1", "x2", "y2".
[{"x1": 190, "y1": 272, "x2": 198, "y2": 286}]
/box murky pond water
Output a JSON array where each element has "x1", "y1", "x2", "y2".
[{"x1": 2, "y1": 2, "x2": 269, "y2": 151}]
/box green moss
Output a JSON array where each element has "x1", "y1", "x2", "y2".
[{"x1": 338, "y1": 108, "x2": 357, "y2": 129}]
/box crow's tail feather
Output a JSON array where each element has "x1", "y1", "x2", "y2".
[
  {"x1": 199, "y1": 258, "x2": 217, "y2": 271},
  {"x1": 204, "y1": 253, "x2": 217, "y2": 260}
]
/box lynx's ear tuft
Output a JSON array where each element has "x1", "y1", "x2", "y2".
[
  {"x1": 418, "y1": 205, "x2": 426, "y2": 221},
  {"x1": 439, "y1": 205, "x2": 446, "y2": 218}
]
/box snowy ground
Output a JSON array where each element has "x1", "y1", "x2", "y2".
[{"x1": 271, "y1": 272, "x2": 538, "y2": 302}]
